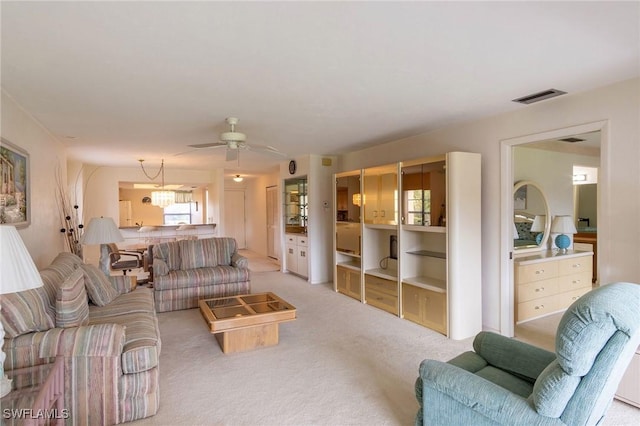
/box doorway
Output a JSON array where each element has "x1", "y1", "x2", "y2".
[
  {"x1": 500, "y1": 121, "x2": 607, "y2": 337},
  {"x1": 266, "y1": 185, "x2": 278, "y2": 259},
  {"x1": 224, "y1": 190, "x2": 246, "y2": 249}
]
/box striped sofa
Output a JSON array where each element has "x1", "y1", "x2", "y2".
[
  {"x1": 152, "y1": 237, "x2": 251, "y2": 312},
  {"x1": 1, "y1": 252, "x2": 160, "y2": 425}
]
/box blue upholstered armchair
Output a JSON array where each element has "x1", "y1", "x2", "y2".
[{"x1": 415, "y1": 282, "x2": 640, "y2": 425}]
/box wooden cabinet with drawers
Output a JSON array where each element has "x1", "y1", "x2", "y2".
[
  {"x1": 364, "y1": 273, "x2": 398, "y2": 315},
  {"x1": 402, "y1": 283, "x2": 447, "y2": 334},
  {"x1": 515, "y1": 250, "x2": 593, "y2": 323},
  {"x1": 336, "y1": 265, "x2": 361, "y2": 301}
]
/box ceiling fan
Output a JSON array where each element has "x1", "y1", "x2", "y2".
[{"x1": 186, "y1": 117, "x2": 286, "y2": 162}]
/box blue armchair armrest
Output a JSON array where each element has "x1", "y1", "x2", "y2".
[
  {"x1": 473, "y1": 331, "x2": 556, "y2": 381},
  {"x1": 419, "y1": 360, "x2": 565, "y2": 425}
]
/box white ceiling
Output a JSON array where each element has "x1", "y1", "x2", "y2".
[{"x1": 2, "y1": 1, "x2": 638, "y2": 176}]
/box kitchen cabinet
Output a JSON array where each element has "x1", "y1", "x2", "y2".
[{"x1": 285, "y1": 233, "x2": 308, "y2": 278}]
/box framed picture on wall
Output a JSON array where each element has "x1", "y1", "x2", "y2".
[{"x1": 0, "y1": 138, "x2": 31, "y2": 227}]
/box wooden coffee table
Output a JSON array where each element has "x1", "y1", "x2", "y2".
[{"x1": 199, "y1": 292, "x2": 296, "y2": 353}]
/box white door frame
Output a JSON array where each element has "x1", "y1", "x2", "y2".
[
  {"x1": 224, "y1": 189, "x2": 247, "y2": 249},
  {"x1": 266, "y1": 185, "x2": 278, "y2": 259},
  {"x1": 499, "y1": 120, "x2": 608, "y2": 337}
]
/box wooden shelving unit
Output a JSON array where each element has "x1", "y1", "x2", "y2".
[{"x1": 333, "y1": 152, "x2": 482, "y2": 340}]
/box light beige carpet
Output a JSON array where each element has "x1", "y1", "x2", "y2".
[
  {"x1": 240, "y1": 249, "x2": 281, "y2": 272},
  {"x1": 132, "y1": 270, "x2": 639, "y2": 425}
]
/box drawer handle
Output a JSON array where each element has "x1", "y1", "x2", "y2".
[
  {"x1": 300, "y1": 251, "x2": 306, "y2": 257},
  {"x1": 535, "y1": 287, "x2": 545, "y2": 292},
  {"x1": 572, "y1": 280, "x2": 580, "y2": 284},
  {"x1": 572, "y1": 295, "x2": 580, "y2": 301},
  {"x1": 535, "y1": 304, "x2": 544, "y2": 310},
  {"x1": 288, "y1": 249, "x2": 294, "y2": 254},
  {"x1": 376, "y1": 297, "x2": 383, "y2": 301},
  {"x1": 535, "y1": 269, "x2": 544, "y2": 275},
  {"x1": 573, "y1": 263, "x2": 581, "y2": 268}
]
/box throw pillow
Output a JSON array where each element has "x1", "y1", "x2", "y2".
[
  {"x1": 179, "y1": 239, "x2": 218, "y2": 269},
  {"x1": 56, "y1": 268, "x2": 90, "y2": 328},
  {"x1": 1, "y1": 286, "x2": 54, "y2": 338},
  {"x1": 153, "y1": 242, "x2": 181, "y2": 271},
  {"x1": 80, "y1": 263, "x2": 119, "y2": 306}
]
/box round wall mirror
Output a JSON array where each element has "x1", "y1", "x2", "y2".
[{"x1": 513, "y1": 180, "x2": 551, "y2": 253}]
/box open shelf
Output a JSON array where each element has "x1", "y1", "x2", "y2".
[
  {"x1": 337, "y1": 260, "x2": 361, "y2": 271},
  {"x1": 402, "y1": 224, "x2": 446, "y2": 233},
  {"x1": 406, "y1": 250, "x2": 446, "y2": 259},
  {"x1": 365, "y1": 268, "x2": 397, "y2": 281},
  {"x1": 402, "y1": 277, "x2": 446, "y2": 293},
  {"x1": 364, "y1": 223, "x2": 397, "y2": 230}
]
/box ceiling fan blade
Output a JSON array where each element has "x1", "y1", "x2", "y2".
[
  {"x1": 173, "y1": 149, "x2": 197, "y2": 156},
  {"x1": 226, "y1": 149, "x2": 238, "y2": 162},
  {"x1": 247, "y1": 144, "x2": 288, "y2": 157},
  {"x1": 188, "y1": 142, "x2": 227, "y2": 149}
]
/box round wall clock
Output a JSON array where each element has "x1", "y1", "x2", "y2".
[{"x1": 288, "y1": 160, "x2": 297, "y2": 175}]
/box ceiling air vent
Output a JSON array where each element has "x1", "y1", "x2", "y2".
[
  {"x1": 558, "y1": 137, "x2": 585, "y2": 143},
  {"x1": 512, "y1": 89, "x2": 567, "y2": 104}
]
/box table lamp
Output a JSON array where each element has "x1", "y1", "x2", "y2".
[
  {"x1": 80, "y1": 217, "x2": 124, "y2": 274},
  {"x1": 0, "y1": 225, "x2": 44, "y2": 397},
  {"x1": 551, "y1": 215, "x2": 577, "y2": 253},
  {"x1": 531, "y1": 215, "x2": 546, "y2": 245}
]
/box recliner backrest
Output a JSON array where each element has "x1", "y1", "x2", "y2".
[{"x1": 531, "y1": 282, "x2": 640, "y2": 425}]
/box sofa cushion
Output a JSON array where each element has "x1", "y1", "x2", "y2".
[
  {"x1": 179, "y1": 239, "x2": 218, "y2": 269},
  {"x1": 153, "y1": 265, "x2": 251, "y2": 290},
  {"x1": 211, "y1": 237, "x2": 237, "y2": 266},
  {"x1": 153, "y1": 241, "x2": 181, "y2": 271},
  {"x1": 80, "y1": 263, "x2": 119, "y2": 306},
  {"x1": 90, "y1": 312, "x2": 160, "y2": 374},
  {"x1": 1, "y1": 287, "x2": 55, "y2": 338},
  {"x1": 56, "y1": 269, "x2": 90, "y2": 328},
  {"x1": 89, "y1": 287, "x2": 156, "y2": 320}
]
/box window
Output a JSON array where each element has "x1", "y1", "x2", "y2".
[
  {"x1": 163, "y1": 202, "x2": 195, "y2": 225},
  {"x1": 404, "y1": 189, "x2": 431, "y2": 225}
]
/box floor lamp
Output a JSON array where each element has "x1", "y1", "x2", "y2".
[{"x1": 0, "y1": 226, "x2": 44, "y2": 397}]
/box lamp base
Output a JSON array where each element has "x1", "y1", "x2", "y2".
[
  {"x1": 0, "y1": 375, "x2": 12, "y2": 398},
  {"x1": 555, "y1": 234, "x2": 571, "y2": 253}
]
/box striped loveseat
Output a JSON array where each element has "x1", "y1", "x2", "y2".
[
  {"x1": 1, "y1": 252, "x2": 160, "y2": 425},
  {"x1": 152, "y1": 237, "x2": 250, "y2": 312}
]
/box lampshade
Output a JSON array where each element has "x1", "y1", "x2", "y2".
[
  {"x1": 80, "y1": 217, "x2": 124, "y2": 244},
  {"x1": 550, "y1": 215, "x2": 577, "y2": 234},
  {"x1": 151, "y1": 190, "x2": 175, "y2": 208},
  {"x1": 513, "y1": 223, "x2": 519, "y2": 239},
  {"x1": 0, "y1": 226, "x2": 43, "y2": 294},
  {"x1": 176, "y1": 224, "x2": 196, "y2": 231},
  {"x1": 530, "y1": 215, "x2": 546, "y2": 232},
  {"x1": 233, "y1": 175, "x2": 243, "y2": 182}
]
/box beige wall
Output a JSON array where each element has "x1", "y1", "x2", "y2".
[
  {"x1": 4, "y1": 77, "x2": 638, "y2": 333},
  {"x1": 340, "y1": 78, "x2": 640, "y2": 333},
  {"x1": 1, "y1": 90, "x2": 67, "y2": 268}
]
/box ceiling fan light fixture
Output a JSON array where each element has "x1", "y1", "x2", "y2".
[{"x1": 233, "y1": 175, "x2": 243, "y2": 182}]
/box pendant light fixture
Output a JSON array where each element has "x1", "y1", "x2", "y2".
[
  {"x1": 139, "y1": 159, "x2": 175, "y2": 208},
  {"x1": 233, "y1": 174, "x2": 243, "y2": 182}
]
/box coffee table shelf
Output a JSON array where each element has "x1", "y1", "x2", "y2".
[{"x1": 199, "y1": 292, "x2": 296, "y2": 353}]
